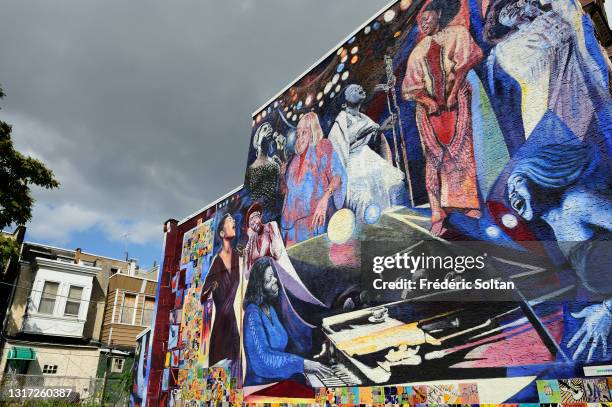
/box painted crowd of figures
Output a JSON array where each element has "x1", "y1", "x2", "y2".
[
  {"x1": 199, "y1": 204, "x2": 333, "y2": 386},
  {"x1": 194, "y1": 0, "x2": 611, "y2": 399}
]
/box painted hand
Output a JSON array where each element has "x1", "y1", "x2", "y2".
[
  {"x1": 274, "y1": 132, "x2": 286, "y2": 151},
  {"x1": 425, "y1": 100, "x2": 439, "y2": 115},
  {"x1": 379, "y1": 114, "x2": 396, "y2": 132},
  {"x1": 311, "y1": 195, "x2": 330, "y2": 230},
  {"x1": 343, "y1": 297, "x2": 356, "y2": 311},
  {"x1": 447, "y1": 91, "x2": 458, "y2": 109},
  {"x1": 568, "y1": 303, "x2": 611, "y2": 362},
  {"x1": 201, "y1": 281, "x2": 219, "y2": 301},
  {"x1": 357, "y1": 122, "x2": 380, "y2": 139},
  {"x1": 304, "y1": 359, "x2": 334, "y2": 377}
]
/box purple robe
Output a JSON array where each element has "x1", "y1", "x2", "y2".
[{"x1": 201, "y1": 251, "x2": 240, "y2": 367}]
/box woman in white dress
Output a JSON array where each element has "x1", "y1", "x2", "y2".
[{"x1": 328, "y1": 84, "x2": 407, "y2": 221}]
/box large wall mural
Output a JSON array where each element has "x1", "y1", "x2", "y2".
[
  {"x1": 131, "y1": 328, "x2": 151, "y2": 407},
  {"x1": 148, "y1": 0, "x2": 611, "y2": 404}
]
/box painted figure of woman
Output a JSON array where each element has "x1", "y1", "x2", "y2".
[
  {"x1": 200, "y1": 213, "x2": 241, "y2": 370},
  {"x1": 328, "y1": 84, "x2": 406, "y2": 221},
  {"x1": 246, "y1": 122, "x2": 282, "y2": 217},
  {"x1": 401, "y1": 0, "x2": 483, "y2": 236},
  {"x1": 243, "y1": 257, "x2": 333, "y2": 386},
  {"x1": 281, "y1": 112, "x2": 346, "y2": 246},
  {"x1": 244, "y1": 202, "x2": 325, "y2": 307},
  {"x1": 507, "y1": 143, "x2": 611, "y2": 361}
]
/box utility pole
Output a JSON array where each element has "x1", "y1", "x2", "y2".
[
  {"x1": 101, "y1": 345, "x2": 118, "y2": 406},
  {"x1": 120, "y1": 232, "x2": 131, "y2": 261},
  {"x1": 101, "y1": 347, "x2": 111, "y2": 406}
]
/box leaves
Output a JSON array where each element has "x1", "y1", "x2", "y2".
[
  {"x1": 0, "y1": 235, "x2": 20, "y2": 272},
  {"x1": 0, "y1": 85, "x2": 59, "y2": 265}
]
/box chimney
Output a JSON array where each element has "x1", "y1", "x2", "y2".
[{"x1": 128, "y1": 259, "x2": 137, "y2": 276}]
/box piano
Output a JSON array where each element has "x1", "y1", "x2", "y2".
[
  {"x1": 306, "y1": 284, "x2": 567, "y2": 388},
  {"x1": 305, "y1": 362, "x2": 362, "y2": 388},
  {"x1": 298, "y1": 208, "x2": 571, "y2": 388}
]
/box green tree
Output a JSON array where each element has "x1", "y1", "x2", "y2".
[
  {"x1": 0, "y1": 85, "x2": 59, "y2": 270},
  {"x1": 118, "y1": 361, "x2": 134, "y2": 397}
]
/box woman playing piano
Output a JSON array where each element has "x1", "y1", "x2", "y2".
[{"x1": 242, "y1": 257, "x2": 332, "y2": 386}]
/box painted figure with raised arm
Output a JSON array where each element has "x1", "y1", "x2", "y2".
[
  {"x1": 244, "y1": 202, "x2": 325, "y2": 307},
  {"x1": 246, "y1": 122, "x2": 282, "y2": 217},
  {"x1": 328, "y1": 84, "x2": 406, "y2": 221}
]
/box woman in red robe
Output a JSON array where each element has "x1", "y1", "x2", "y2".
[{"x1": 401, "y1": 0, "x2": 483, "y2": 236}]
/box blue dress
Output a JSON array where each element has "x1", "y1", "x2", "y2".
[
  {"x1": 281, "y1": 139, "x2": 346, "y2": 246},
  {"x1": 243, "y1": 303, "x2": 305, "y2": 385}
]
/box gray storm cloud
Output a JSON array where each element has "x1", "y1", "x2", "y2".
[{"x1": 0, "y1": 0, "x2": 390, "y2": 251}]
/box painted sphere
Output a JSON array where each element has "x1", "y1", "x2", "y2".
[
  {"x1": 364, "y1": 203, "x2": 382, "y2": 224},
  {"x1": 327, "y1": 209, "x2": 356, "y2": 244}
]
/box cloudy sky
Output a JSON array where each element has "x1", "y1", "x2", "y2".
[
  {"x1": 0, "y1": 0, "x2": 393, "y2": 266},
  {"x1": 2, "y1": 1, "x2": 611, "y2": 267}
]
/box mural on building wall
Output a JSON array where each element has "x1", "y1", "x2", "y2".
[
  {"x1": 205, "y1": 194, "x2": 246, "y2": 385},
  {"x1": 130, "y1": 328, "x2": 151, "y2": 407},
  {"x1": 176, "y1": 219, "x2": 214, "y2": 402},
  {"x1": 153, "y1": 193, "x2": 250, "y2": 405},
  {"x1": 238, "y1": 0, "x2": 611, "y2": 402},
  {"x1": 149, "y1": 0, "x2": 611, "y2": 404}
]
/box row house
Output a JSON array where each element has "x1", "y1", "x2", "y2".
[{"x1": 0, "y1": 241, "x2": 157, "y2": 401}]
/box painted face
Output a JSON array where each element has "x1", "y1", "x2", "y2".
[
  {"x1": 419, "y1": 10, "x2": 440, "y2": 36},
  {"x1": 499, "y1": 0, "x2": 540, "y2": 28},
  {"x1": 295, "y1": 123, "x2": 310, "y2": 155},
  {"x1": 255, "y1": 122, "x2": 273, "y2": 151},
  {"x1": 248, "y1": 211, "x2": 263, "y2": 234},
  {"x1": 344, "y1": 84, "x2": 366, "y2": 105},
  {"x1": 507, "y1": 173, "x2": 534, "y2": 221},
  {"x1": 221, "y1": 215, "x2": 236, "y2": 240},
  {"x1": 263, "y1": 267, "x2": 279, "y2": 299}
]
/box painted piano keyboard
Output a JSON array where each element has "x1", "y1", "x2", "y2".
[{"x1": 306, "y1": 363, "x2": 363, "y2": 388}]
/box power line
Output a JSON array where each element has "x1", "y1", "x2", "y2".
[{"x1": 16, "y1": 350, "x2": 102, "y2": 357}]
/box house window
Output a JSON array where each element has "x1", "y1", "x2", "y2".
[
  {"x1": 120, "y1": 294, "x2": 136, "y2": 324},
  {"x1": 42, "y1": 364, "x2": 58, "y2": 374},
  {"x1": 141, "y1": 297, "x2": 155, "y2": 326},
  {"x1": 110, "y1": 267, "x2": 119, "y2": 276},
  {"x1": 38, "y1": 281, "x2": 59, "y2": 314},
  {"x1": 111, "y1": 358, "x2": 124, "y2": 373},
  {"x1": 64, "y1": 286, "x2": 83, "y2": 317}
]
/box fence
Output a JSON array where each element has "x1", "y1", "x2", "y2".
[{"x1": 0, "y1": 373, "x2": 128, "y2": 406}]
